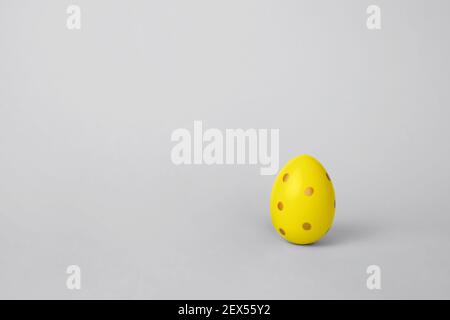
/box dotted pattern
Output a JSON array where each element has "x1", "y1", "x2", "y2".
[{"x1": 276, "y1": 170, "x2": 335, "y2": 238}]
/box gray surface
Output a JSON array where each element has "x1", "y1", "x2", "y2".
[{"x1": 1, "y1": 0, "x2": 450, "y2": 299}]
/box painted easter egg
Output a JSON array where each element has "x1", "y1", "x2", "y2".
[{"x1": 270, "y1": 155, "x2": 335, "y2": 244}]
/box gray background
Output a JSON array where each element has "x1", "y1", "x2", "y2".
[{"x1": 1, "y1": 0, "x2": 449, "y2": 299}]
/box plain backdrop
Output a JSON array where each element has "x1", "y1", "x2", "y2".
[{"x1": 1, "y1": 0, "x2": 449, "y2": 299}]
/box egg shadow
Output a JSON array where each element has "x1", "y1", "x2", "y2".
[{"x1": 312, "y1": 220, "x2": 380, "y2": 247}]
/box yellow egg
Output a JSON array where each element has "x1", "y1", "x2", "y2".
[{"x1": 270, "y1": 155, "x2": 335, "y2": 244}]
